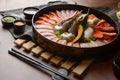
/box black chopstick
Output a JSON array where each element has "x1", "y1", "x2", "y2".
[{"x1": 8, "y1": 48, "x2": 72, "y2": 80}]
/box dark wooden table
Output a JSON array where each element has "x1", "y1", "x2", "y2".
[{"x1": 0, "y1": 0, "x2": 120, "y2": 80}]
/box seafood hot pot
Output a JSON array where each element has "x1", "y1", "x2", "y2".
[{"x1": 32, "y1": 4, "x2": 120, "y2": 59}]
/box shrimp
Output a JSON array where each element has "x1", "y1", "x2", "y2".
[{"x1": 39, "y1": 16, "x2": 56, "y2": 25}]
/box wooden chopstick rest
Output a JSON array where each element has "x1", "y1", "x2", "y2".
[
  {"x1": 72, "y1": 59, "x2": 93, "y2": 76},
  {"x1": 14, "y1": 38, "x2": 26, "y2": 46},
  {"x1": 31, "y1": 46, "x2": 43, "y2": 56},
  {"x1": 41, "y1": 51, "x2": 53, "y2": 60},
  {"x1": 61, "y1": 60, "x2": 76, "y2": 70},
  {"x1": 50, "y1": 56, "x2": 63, "y2": 65},
  {"x1": 22, "y1": 41, "x2": 35, "y2": 51}
]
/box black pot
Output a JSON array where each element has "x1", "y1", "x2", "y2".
[{"x1": 32, "y1": 4, "x2": 120, "y2": 59}]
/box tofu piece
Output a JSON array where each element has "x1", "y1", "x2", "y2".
[
  {"x1": 50, "y1": 56, "x2": 63, "y2": 65},
  {"x1": 72, "y1": 59, "x2": 93, "y2": 76},
  {"x1": 14, "y1": 39, "x2": 26, "y2": 46},
  {"x1": 61, "y1": 60, "x2": 76, "y2": 70},
  {"x1": 31, "y1": 46, "x2": 43, "y2": 56},
  {"x1": 41, "y1": 51, "x2": 53, "y2": 60},
  {"x1": 22, "y1": 41, "x2": 35, "y2": 50}
]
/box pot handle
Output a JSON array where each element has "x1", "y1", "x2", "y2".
[
  {"x1": 0, "y1": 13, "x2": 7, "y2": 17},
  {"x1": 0, "y1": 13, "x2": 23, "y2": 20},
  {"x1": 48, "y1": 1, "x2": 67, "y2": 5},
  {"x1": 115, "y1": 20, "x2": 120, "y2": 31},
  {"x1": 115, "y1": 20, "x2": 120, "y2": 39}
]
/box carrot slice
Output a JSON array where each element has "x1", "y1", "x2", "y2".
[
  {"x1": 92, "y1": 30, "x2": 103, "y2": 38},
  {"x1": 96, "y1": 19, "x2": 106, "y2": 26},
  {"x1": 72, "y1": 25, "x2": 83, "y2": 43},
  {"x1": 88, "y1": 14, "x2": 96, "y2": 20}
]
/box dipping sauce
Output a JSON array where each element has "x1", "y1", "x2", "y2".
[
  {"x1": 1, "y1": 16, "x2": 16, "y2": 28},
  {"x1": 3, "y1": 16, "x2": 16, "y2": 23},
  {"x1": 14, "y1": 21, "x2": 24, "y2": 26},
  {"x1": 24, "y1": 9, "x2": 38, "y2": 15},
  {"x1": 23, "y1": 7, "x2": 39, "y2": 20},
  {"x1": 13, "y1": 19, "x2": 25, "y2": 34}
]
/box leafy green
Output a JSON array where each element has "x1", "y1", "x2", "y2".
[
  {"x1": 79, "y1": 36, "x2": 96, "y2": 43},
  {"x1": 89, "y1": 36, "x2": 96, "y2": 41},
  {"x1": 55, "y1": 31, "x2": 61, "y2": 37},
  {"x1": 80, "y1": 38, "x2": 91, "y2": 43},
  {"x1": 81, "y1": 8, "x2": 90, "y2": 28}
]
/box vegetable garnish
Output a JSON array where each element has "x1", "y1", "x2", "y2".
[
  {"x1": 81, "y1": 8, "x2": 90, "y2": 28},
  {"x1": 95, "y1": 19, "x2": 105, "y2": 27},
  {"x1": 72, "y1": 8, "x2": 90, "y2": 43},
  {"x1": 55, "y1": 31, "x2": 61, "y2": 37},
  {"x1": 89, "y1": 36, "x2": 96, "y2": 41},
  {"x1": 72, "y1": 25, "x2": 83, "y2": 43}
]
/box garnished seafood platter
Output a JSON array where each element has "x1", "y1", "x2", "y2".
[{"x1": 32, "y1": 4, "x2": 119, "y2": 59}]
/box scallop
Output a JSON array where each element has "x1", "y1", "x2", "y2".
[{"x1": 84, "y1": 27, "x2": 94, "y2": 39}]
